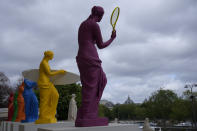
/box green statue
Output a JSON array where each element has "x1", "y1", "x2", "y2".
[{"x1": 12, "y1": 92, "x2": 18, "y2": 121}]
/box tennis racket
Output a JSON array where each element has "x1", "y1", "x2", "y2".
[{"x1": 110, "y1": 7, "x2": 120, "y2": 31}]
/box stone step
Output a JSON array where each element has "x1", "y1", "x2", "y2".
[
  {"x1": 0, "y1": 121, "x2": 6, "y2": 131},
  {"x1": 38, "y1": 124, "x2": 141, "y2": 131},
  {"x1": 3, "y1": 121, "x2": 74, "y2": 131},
  {"x1": 19, "y1": 121, "x2": 74, "y2": 131}
]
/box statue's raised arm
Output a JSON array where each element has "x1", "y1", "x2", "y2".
[{"x1": 92, "y1": 22, "x2": 116, "y2": 49}]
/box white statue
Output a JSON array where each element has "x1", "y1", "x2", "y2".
[
  {"x1": 114, "y1": 118, "x2": 118, "y2": 124},
  {"x1": 68, "y1": 94, "x2": 77, "y2": 121},
  {"x1": 143, "y1": 118, "x2": 154, "y2": 131}
]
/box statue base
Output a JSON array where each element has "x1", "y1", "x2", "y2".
[
  {"x1": 75, "y1": 117, "x2": 108, "y2": 127},
  {"x1": 1, "y1": 121, "x2": 141, "y2": 131},
  {"x1": 35, "y1": 118, "x2": 57, "y2": 124},
  {"x1": 37, "y1": 123, "x2": 141, "y2": 131},
  {"x1": 2, "y1": 121, "x2": 74, "y2": 131},
  {"x1": 22, "y1": 118, "x2": 37, "y2": 123}
]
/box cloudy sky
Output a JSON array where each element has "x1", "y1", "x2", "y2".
[{"x1": 1, "y1": 0, "x2": 197, "y2": 103}]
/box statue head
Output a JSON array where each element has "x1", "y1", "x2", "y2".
[
  {"x1": 44, "y1": 50, "x2": 54, "y2": 60},
  {"x1": 145, "y1": 118, "x2": 149, "y2": 123},
  {"x1": 91, "y1": 6, "x2": 104, "y2": 22},
  {"x1": 72, "y1": 94, "x2": 76, "y2": 98},
  {"x1": 24, "y1": 79, "x2": 37, "y2": 89},
  {"x1": 17, "y1": 76, "x2": 24, "y2": 85}
]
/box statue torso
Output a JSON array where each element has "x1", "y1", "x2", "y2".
[{"x1": 77, "y1": 19, "x2": 100, "y2": 60}]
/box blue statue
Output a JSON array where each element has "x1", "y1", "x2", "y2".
[{"x1": 22, "y1": 79, "x2": 38, "y2": 122}]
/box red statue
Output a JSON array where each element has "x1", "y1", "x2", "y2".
[{"x1": 8, "y1": 93, "x2": 14, "y2": 121}]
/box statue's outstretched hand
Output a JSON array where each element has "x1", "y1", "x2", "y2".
[
  {"x1": 58, "y1": 70, "x2": 66, "y2": 74},
  {"x1": 111, "y1": 30, "x2": 116, "y2": 39}
]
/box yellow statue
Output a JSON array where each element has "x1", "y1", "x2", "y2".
[{"x1": 35, "y1": 51, "x2": 66, "y2": 124}]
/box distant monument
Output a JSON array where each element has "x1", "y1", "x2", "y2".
[
  {"x1": 124, "y1": 95, "x2": 134, "y2": 104},
  {"x1": 75, "y1": 6, "x2": 116, "y2": 127},
  {"x1": 15, "y1": 82, "x2": 26, "y2": 122},
  {"x1": 100, "y1": 100, "x2": 114, "y2": 110},
  {"x1": 68, "y1": 94, "x2": 77, "y2": 121},
  {"x1": 22, "y1": 79, "x2": 38, "y2": 122},
  {"x1": 143, "y1": 118, "x2": 154, "y2": 131},
  {"x1": 35, "y1": 51, "x2": 66, "y2": 124}
]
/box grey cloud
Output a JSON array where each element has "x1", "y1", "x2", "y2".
[{"x1": 1, "y1": 0, "x2": 197, "y2": 103}]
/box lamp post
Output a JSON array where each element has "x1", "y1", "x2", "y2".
[{"x1": 184, "y1": 84, "x2": 197, "y2": 128}]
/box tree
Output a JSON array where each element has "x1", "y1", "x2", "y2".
[
  {"x1": 112, "y1": 104, "x2": 120, "y2": 120},
  {"x1": 182, "y1": 90, "x2": 197, "y2": 126},
  {"x1": 98, "y1": 104, "x2": 113, "y2": 120},
  {"x1": 142, "y1": 89, "x2": 178, "y2": 126},
  {"x1": 170, "y1": 98, "x2": 190, "y2": 121},
  {"x1": 0, "y1": 72, "x2": 12, "y2": 107},
  {"x1": 134, "y1": 105, "x2": 146, "y2": 120},
  {"x1": 112, "y1": 104, "x2": 136, "y2": 120}
]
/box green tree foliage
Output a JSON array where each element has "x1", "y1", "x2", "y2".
[
  {"x1": 135, "y1": 105, "x2": 146, "y2": 120},
  {"x1": 170, "y1": 98, "x2": 190, "y2": 121},
  {"x1": 98, "y1": 104, "x2": 113, "y2": 120},
  {"x1": 112, "y1": 104, "x2": 119, "y2": 119},
  {"x1": 143, "y1": 89, "x2": 178, "y2": 121},
  {"x1": 142, "y1": 99, "x2": 156, "y2": 120},
  {"x1": 119, "y1": 104, "x2": 136, "y2": 120},
  {"x1": 0, "y1": 72, "x2": 12, "y2": 108},
  {"x1": 0, "y1": 86, "x2": 12, "y2": 107},
  {"x1": 182, "y1": 90, "x2": 197, "y2": 124},
  {"x1": 111, "y1": 104, "x2": 136, "y2": 120}
]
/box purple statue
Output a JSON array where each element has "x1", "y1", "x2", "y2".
[{"x1": 75, "y1": 6, "x2": 116, "y2": 127}]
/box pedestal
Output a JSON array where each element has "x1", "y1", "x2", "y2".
[
  {"x1": 19, "y1": 121, "x2": 74, "y2": 131},
  {"x1": 3, "y1": 121, "x2": 73, "y2": 131},
  {"x1": 75, "y1": 117, "x2": 108, "y2": 127},
  {"x1": 38, "y1": 124, "x2": 141, "y2": 131},
  {"x1": 0, "y1": 121, "x2": 6, "y2": 131},
  {"x1": 10, "y1": 122, "x2": 20, "y2": 131},
  {"x1": 6, "y1": 121, "x2": 12, "y2": 131}
]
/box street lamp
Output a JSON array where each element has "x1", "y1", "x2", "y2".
[{"x1": 184, "y1": 84, "x2": 197, "y2": 128}]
